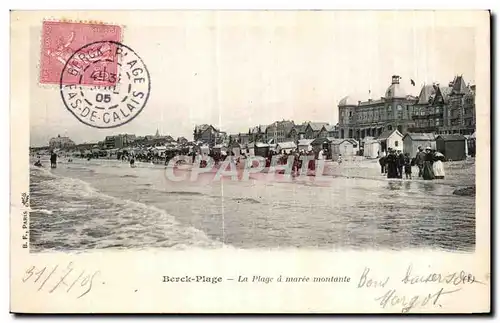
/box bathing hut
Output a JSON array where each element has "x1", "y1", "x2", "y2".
[
  {"x1": 363, "y1": 138, "x2": 381, "y2": 159},
  {"x1": 254, "y1": 142, "x2": 270, "y2": 157},
  {"x1": 376, "y1": 129, "x2": 403, "y2": 153},
  {"x1": 402, "y1": 133, "x2": 437, "y2": 158},
  {"x1": 229, "y1": 141, "x2": 243, "y2": 157},
  {"x1": 331, "y1": 139, "x2": 358, "y2": 160},
  {"x1": 435, "y1": 134, "x2": 467, "y2": 161},
  {"x1": 297, "y1": 139, "x2": 313, "y2": 152},
  {"x1": 277, "y1": 141, "x2": 297, "y2": 154}
]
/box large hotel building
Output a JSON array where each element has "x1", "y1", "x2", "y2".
[{"x1": 337, "y1": 75, "x2": 476, "y2": 140}]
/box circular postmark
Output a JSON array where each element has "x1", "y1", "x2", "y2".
[{"x1": 59, "y1": 41, "x2": 151, "y2": 128}]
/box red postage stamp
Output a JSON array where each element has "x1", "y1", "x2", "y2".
[{"x1": 40, "y1": 21, "x2": 122, "y2": 86}]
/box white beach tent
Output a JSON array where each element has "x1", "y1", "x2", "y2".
[
  {"x1": 277, "y1": 141, "x2": 297, "y2": 154},
  {"x1": 298, "y1": 139, "x2": 313, "y2": 152},
  {"x1": 363, "y1": 137, "x2": 381, "y2": 159}
]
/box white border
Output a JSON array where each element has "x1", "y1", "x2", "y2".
[{"x1": 3, "y1": 1, "x2": 498, "y2": 322}]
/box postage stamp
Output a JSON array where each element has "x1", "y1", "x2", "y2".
[
  {"x1": 40, "y1": 21, "x2": 122, "y2": 85},
  {"x1": 59, "y1": 41, "x2": 151, "y2": 128}
]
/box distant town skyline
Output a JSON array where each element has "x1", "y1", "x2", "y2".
[{"x1": 30, "y1": 11, "x2": 476, "y2": 146}]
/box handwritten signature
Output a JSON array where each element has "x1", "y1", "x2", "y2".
[
  {"x1": 375, "y1": 287, "x2": 462, "y2": 313},
  {"x1": 22, "y1": 262, "x2": 100, "y2": 299},
  {"x1": 358, "y1": 265, "x2": 487, "y2": 313},
  {"x1": 401, "y1": 264, "x2": 485, "y2": 286}
]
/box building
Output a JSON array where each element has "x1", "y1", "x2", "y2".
[
  {"x1": 104, "y1": 134, "x2": 136, "y2": 149},
  {"x1": 402, "y1": 133, "x2": 436, "y2": 158},
  {"x1": 436, "y1": 134, "x2": 467, "y2": 161},
  {"x1": 177, "y1": 137, "x2": 189, "y2": 145},
  {"x1": 265, "y1": 120, "x2": 295, "y2": 143},
  {"x1": 303, "y1": 122, "x2": 330, "y2": 139},
  {"x1": 288, "y1": 124, "x2": 307, "y2": 142},
  {"x1": 49, "y1": 134, "x2": 75, "y2": 149},
  {"x1": 249, "y1": 125, "x2": 267, "y2": 143},
  {"x1": 193, "y1": 124, "x2": 225, "y2": 146},
  {"x1": 338, "y1": 75, "x2": 418, "y2": 140},
  {"x1": 377, "y1": 129, "x2": 403, "y2": 152},
  {"x1": 410, "y1": 76, "x2": 475, "y2": 135},
  {"x1": 325, "y1": 124, "x2": 339, "y2": 138}
]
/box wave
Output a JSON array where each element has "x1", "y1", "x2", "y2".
[
  {"x1": 30, "y1": 168, "x2": 223, "y2": 250},
  {"x1": 232, "y1": 197, "x2": 261, "y2": 204},
  {"x1": 120, "y1": 174, "x2": 139, "y2": 178},
  {"x1": 166, "y1": 191, "x2": 206, "y2": 196},
  {"x1": 29, "y1": 208, "x2": 53, "y2": 215}
]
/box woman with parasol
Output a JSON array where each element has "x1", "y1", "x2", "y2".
[{"x1": 433, "y1": 151, "x2": 446, "y2": 179}]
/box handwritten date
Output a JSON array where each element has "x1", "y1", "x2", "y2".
[{"x1": 22, "y1": 262, "x2": 100, "y2": 299}]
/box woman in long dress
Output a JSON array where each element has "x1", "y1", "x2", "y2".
[
  {"x1": 422, "y1": 147, "x2": 435, "y2": 180},
  {"x1": 433, "y1": 151, "x2": 446, "y2": 179},
  {"x1": 386, "y1": 149, "x2": 399, "y2": 179}
]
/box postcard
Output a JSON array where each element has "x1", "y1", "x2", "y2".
[{"x1": 10, "y1": 10, "x2": 490, "y2": 313}]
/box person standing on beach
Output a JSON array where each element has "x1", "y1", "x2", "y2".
[
  {"x1": 379, "y1": 155, "x2": 386, "y2": 174},
  {"x1": 415, "y1": 146, "x2": 426, "y2": 178},
  {"x1": 403, "y1": 153, "x2": 412, "y2": 179},
  {"x1": 396, "y1": 150, "x2": 404, "y2": 179},
  {"x1": 433, "y1": 151, "x2": 446, "y2": 179},
  {"x1": 422, "y1": 147, "x2": 435, "y2": 180},
  {"x1": 386, "y1": 149, "x2": 398, "y2": 179},
  {"x1": 318, "y1": 149, "x2": 325, "y2": 161},
  {"x1": 50, "y1": 151, "x2": 57, "y2": 168}
]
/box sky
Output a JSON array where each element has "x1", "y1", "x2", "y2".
[{"x1": 29, "y1": 11, "x2": 478, "y2": 146}]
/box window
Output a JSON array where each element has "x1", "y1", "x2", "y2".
[
  {"x1": 435, "y1": 119, "x2": 440, "y2": 126},
  {"x1": 395, "y1": 141, "x2": 399, "y2": 147},
  {"x1": 349, "y1": 111, "x2": 352, "y2": 117},
  {"x1": 436, "y1": 107, "x2": 440, "y2": 114}
]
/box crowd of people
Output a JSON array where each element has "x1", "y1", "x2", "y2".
[
  {"x1": 191, "y1": 148, "x2": 330, "y2": 176},
  {"x1": 379, "y1": 146, "x2": 446, "y2": 180}
]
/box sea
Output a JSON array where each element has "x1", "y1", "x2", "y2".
[{"x1": 29, "y1": 156, "x2": 476, "y2": 252}]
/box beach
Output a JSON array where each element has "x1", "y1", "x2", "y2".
[{"x1": 29, "y1": 156, "x2": 476, "y2": 252}]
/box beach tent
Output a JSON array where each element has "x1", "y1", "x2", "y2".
[
  {"x1": 402, "y1": 133, "x2": 437, "y2": 158},
  {"x1": 212, "y1": 144, "x2": 228, "y2": 155},
  {"x1": 376, "y1": 129, "x2": 403, "y2": 153},
  {"x1": 297, "y1": 139, "x2": 313, "y2": 152},
  {"x1": 254, "y1": 142, "x2": 270, "y2": 157},
  {"x1": 363, "y1": 138, "x2": 381, "y2": 159},
  {"x1": 277, "y1": 141, "x2": 297, "y2": 154},
  {"x1": 436, "y1": 134, "x2": 467, "y2": 161},
  {"x1": 229, "y1": 142, "x2": 242, "y2": 157},
  {"x1": 331, "y1": 139, "x2": 358, "y2": 158}
]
